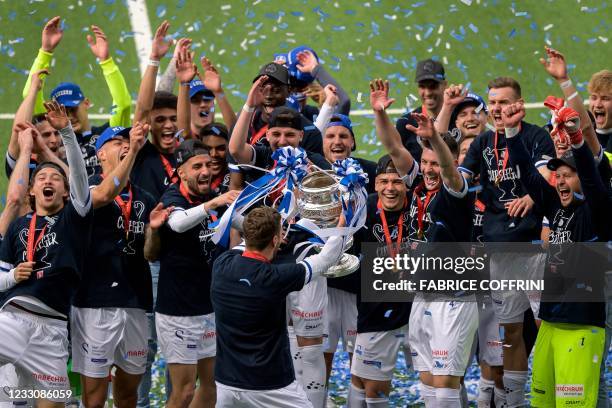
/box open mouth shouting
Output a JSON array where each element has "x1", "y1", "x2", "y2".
[
  {"x1": 557, "y1": 185, "x2": 572, "y2": 205},
  {"x1": 592, "y1": 108, "x2": 607, "y2": 128},
  {"x1": 423, "y1": 173, "x2": 440, "y2": 190},
  {"x1": 42, "y1": 186, "x2": 56, "y2": 202}
]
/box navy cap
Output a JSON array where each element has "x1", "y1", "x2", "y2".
[
  {"x1": 326, "y1": 114, "x2": 357, "y2": 151},
  {"x1": 547, "y1": 150, "x2": 577, "y2": 171},
  {"x1": 50, "y1": 83, "x2": 85, "y2": 107},
  {"x1": 175, "y1": 139, "x2": 210, "y2": 168},
  {"x1": 95, "y1": 126, "x2": 131, "y2": 151},
  {"x1": 287, "y1": 45, "x2": 319, "y2": 85},
  {"x1": 254, "y1": 62, "x2": 290, "y2": 85},
  {"x1": 415, "y1": 59, "x2": 445, "y2": 83},
  {"x1": 375, "y1": 154, "x2": 399, "y2": 176},
  {"x1": 189, "y1": 79, "x2": 215, "y2": 100}
]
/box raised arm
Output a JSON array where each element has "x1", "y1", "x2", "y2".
[
  {"x1": 370, "y1": 79, "x2": 417, "y2": 178},
  {"x1": 434, "y1": 84, "x2": 466, "y2": 134},
  {"x1": 144, "y1": 203, "x2": 173, "y2": 261},
  {"x1": 91, "y1": 123, "x2": 147, "y2": 209},
  {"x1": 540, "y1": 46, "x2": 600, "y2": 157},
  {"x1": 23, "y1": 16, "x2": 62, "y2": 115},
  {"x1": 407, "y1": 112, "x2": 465, "y2": 193},
  {"x1": 157, "y1": 42, "x2": 180, "y2": 92},
  {"x1": 297, "y1": 50, "x2": 351, "y2": 115},
  {"x1": 228, "y1": 76, "x2": 267, "y2": 164},
  {"x1": 87, "y1": 25, "x2": 131, "y2": 127},
  {"x1": 314, "y1": 85, "x2": 339, "y2": 134},
  {"x1": 10, "y1": 70, "x2": 48, "y2": 161},
  {"x1": 175, "y1": 41, "x2": 197, "y2": 139},
  {"x1": 134, "y1": 21, "x2": 171, "y2": 124},
  {"x1": 201, "y1": 57, "x2": 237, "y2": 130},
  {"x1": 44, "y1": 101, "x2": 90, "y2": 215},
  {"x1": 0, "y1": 127, "x2": 35, "y2": 237}
]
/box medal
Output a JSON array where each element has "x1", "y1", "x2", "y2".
[
  {"x1": 414, "y1": 183, "x2": 438, "y2": 241},
  {"x1": 377, "y1": 199, "x2": 405, "y2": 263},
  {"x1": 114, "y1": 186, "x2": 133, "y2": 240}
]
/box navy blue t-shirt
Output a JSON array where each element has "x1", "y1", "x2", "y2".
[
  {"x1": 156, "y1": 183, "x2": 220, "y2": 316},
  {"x1": 73, "y1": 176, "x2": 155, "y2": 311},
  {"x1": 355, "y1": 193, "x2": 412, "y2": 333},
  {"x1": 0, "y1": 202, "x2": 93, "y2": 316},
  {"x1": 458, "y1": 122, "x2": 555, "y2": 242},
  {"x1": 131, "y1": 140, "x2": 176, "y2": 201},
  {"x1": 211, "y1": 250, "x2": 305, "y2": 390}
]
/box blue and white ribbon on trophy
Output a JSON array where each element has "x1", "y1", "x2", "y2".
[
  {"x1": 212, "y1": 146, "x2": 309, "y2": 248},
  {"x1": 296, "y1": 157, "x2": 368, "y2": 242}
]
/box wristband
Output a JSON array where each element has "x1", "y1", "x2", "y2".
[
  {"x1": 559, "y1": 79, "x2": 572, "y2": 89},
  {"x1": 148, "y1": 59, "x2": 160, "y2": 67},
  {"x1": 216, "y1": 92, "x2": 225, "y2": 100},
  {"x1": 567, "y1": 91, "x2": 579, "y2": 101},
  {"x1": 504, "y1": 126, "x2": 520, "y2": 138},
  {"x1": 243, "y1": 104, "x2": 255, "y2": 113},
  {"x1": 180, "y1": 82, "x2": 191, "y2": 87}
]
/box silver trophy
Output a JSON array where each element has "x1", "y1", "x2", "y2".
[{"x1": 297, "y1": 171, "x2": 360, "y2": 278}]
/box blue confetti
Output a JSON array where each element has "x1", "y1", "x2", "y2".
[
  {"x1": 113, "y1": 176, "x2": 120, "y2": 187},
  {"x1": 384, "y1": 309, "x2": 393, "y2": 318},
  {"x1": 509, "y1": 28, "x2": 516, "y2": 38},
  {"x1": 88, "y1": 5, "x2": 96, "y2": 14},
  {"x1": 468, "y1": 23, "x2": 478, "y2": 33},
  {"x1": 156, "y1": 5, "x2": 166, "y2": 18}
]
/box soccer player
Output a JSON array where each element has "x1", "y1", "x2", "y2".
[
  {"x1": 0, "y1": 100, "x2": 93, "y2": 408},
  {"x1": 200, "y1": 123, "x2": 231, "y2": 196},
  {"x1": 504, "y1": 102, "x2": 610, "y2": 407},
  {"x1": 21, "y1": 17, "x2": 131, "y2": 176},
  {"x1": 586, "y1": 69, "x2": 612, "y2": 155},
  {"x1": 155, "y1": 139, "x2": 238, "y2": 408},
  {"x1": 396, "y1": 59, "x2": 448, "y2": 162},
  {"x1": 70, "y1": 122, "x2": 156, "y2": 408},
  {"x1": 211, "y1": 206, "x2": 344, "y2": 408},
  {"x1": 458, "y1": 76, "x2": 556, "y2": 407}
]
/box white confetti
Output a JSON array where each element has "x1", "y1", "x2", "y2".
[
  {"x1": 218, "y1": 49, "x2": 226, "y2": 55},
  {"x1": 220, "y1": 4, "x2": 231, "y2": 10},
  {"x1": 460, "y1": 0, "x2": 472, "y2": 5},
  {"x1": 445, "y1": 42, "x2": 451, "y2": 49},
  {"x1": 438, "y1": 25, "x2": 444, "y2": 34},
  {"x1": 415, "y1": 33, "x2": 421, "y2": 41},
  {"x1": 543, "y1": 24, "x2": 554, "y2": 31},
  {"x1": 599, "y1": 36, "x2": 608, "y2": 43},
  {"x1": 443, "y1": 56, "x2": 448, "y2": 65},
  {"x1": 316, "y1": 25, "x2": 323, "y2": 32},
  {"x1": 356, "y1": 92, "x2": 362, "y2": 103}
]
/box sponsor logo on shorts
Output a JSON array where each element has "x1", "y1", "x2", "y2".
[
  {"x1": 432, "y1": 349, "x2": 448, "y2": 358},
  {"x1": 91, "y1": 358, "x2": 108, "y2": 364},
  {"x1": 346, "y1": 329, "x2": 357, "y2": 336},
  {"x1": 363, "y1": 360, "x2": 382, "y2": 369},
  {"x1": 292, "y1": 310, "x2": 323, "y2": 319},
  {"x1": 487, "y1": 340, "x2": 502, "y2": 348},
  {"x1": 411, "y1": 352, "x2": 418, "y2": 357},
  {"x1": 493, "y1": 299, "x2": 502, "y2": 305},
  {"x1": 81, "y1": 342, "x2": 89, "y2": 353},
  {"x1": 355, "y1": 345, "x2": 362, "y2": 355},
  {"x1": 434, "y1": 360, "x2": 445, "y2": 369},
  {"x1": 126, "y1": 349, "x2": 147, "y2": 358},
  {"x1": 32, "y1": 373, "x2": 68, "y2": 385},
  {"x1": 187, "y1": 344, "x2": 197, "y2": 349},
  {"x1": 424, "y1": 310, "x2": 432, "y2": 316},
  {"x1": 175, "y1": 329, "x2": 184, "y2": 340},
  {"x1": 203, "y1": 331, "x2": 216, "y2": 340},
  {"x1": 305, "y1": 324, "x2": 322, "y2": 330},
  {"x1": 555, "y1": 384, "x2": 584, "y2": 398}
]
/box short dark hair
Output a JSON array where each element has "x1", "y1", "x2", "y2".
[
  {"x1": 199, "y1": 123, "x2": 229, "y2": 140},
  {"x1": 487, "y1": 76, "x2": 521, "y2": 98},
  {"x1": 32, "y1": 113, "x2": 48, "y2": 126},
  {"x1": 29, "y1": 162, "x2": 69, "y2": 210},
  {"x1": 243, "y1": 207, "x2": 281, "y2": 251},
  {"x1": 152, "y1": 91, "x2": 178, "y2": 111},
  {"x1": 421, "y1": 133, "x2": 460, "y2": 159}
]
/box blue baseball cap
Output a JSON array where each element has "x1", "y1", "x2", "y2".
[
  {"x1": 95, "y1": 126, "x2": 131, "y2": 151},
  {"x1": 50, "y1": 83, "x2": 85, "y2": 107},
  {"x1": 189, "y1": 79, "x2": 215, "y2": 100},
  {"x1": 287, "y1": 46, "x2": 319, "y2": 85},
  {"x1": 326, "y1": 113, "x2": 357, "y2": 151},
  {"x1": 454, "y1": 92, "x2": 488, "y2": 115}
]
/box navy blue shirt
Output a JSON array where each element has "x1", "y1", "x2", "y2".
[
  {"x1": 459, "y1": 122, "x2": 555, "y2": 242},
  {"x1": 0, "y1": 202, "x2": 93, "y2": 316},
  {"x1": 73, "y1": 176, "x2": 155, "y2": 311},
  {"x1": 131, "y1": 140, "x2": 176, "y2": 201},
  {"x1": 211, "y1": 250, "x2": 305, "y2": 390},
  {"x1": 156, "y1": 183, "x2": 220, "y2": 316},
  {"x1": 507, "y1": 137, "x2": 610, "y2": 327}
]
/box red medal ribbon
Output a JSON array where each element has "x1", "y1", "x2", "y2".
[
  {"x1": 179, "y1": 181, "x2": 203, "y2": 206},
  {"x1": 377, "y1": 199, "x2": 405, "y2": 258},
  {"x1": 160, "y1": 154, "x2": 179, "y2": 184},
  {"x1": 413, "y1": 183, "x2": 439, "y2": 239},
  {"x1": 475, "y1": 198, "x2": 486, "y2": 212},
  {"x1": 210, "y1": 174, "x2": 224, "y2": 192},
  {"x1": 114, "y1": 187, "x2": 133, "y2": 240},
  {"x1": 26, "y1": 214, "x2": 47, "y2": 263},
  {"x1": 250, "y1": 124, "x2": 269, "y2": 146},
  {"x1": 242, "y1": 250, "x2": 270, "y2": 263}
]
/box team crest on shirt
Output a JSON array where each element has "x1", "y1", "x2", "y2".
[
  {"x1": 18, "y1": 222, "x2": 59, "y2": 274},
  {"x1": 116, "y1": 200, "x2": 146, "y2": 255},
  {"x1": 483, "y1": 147, "x2": 520, "y2": 202}
]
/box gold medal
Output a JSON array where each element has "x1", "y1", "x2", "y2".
[{"x1": 417, "y1": 229, "x2": 424, "y2": 240}]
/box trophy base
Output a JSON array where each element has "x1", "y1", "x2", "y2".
[{"x1": 323, "y1": 253, "x2": 360, "y2": 278}]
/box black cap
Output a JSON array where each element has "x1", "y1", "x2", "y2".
[
  {"x1": 415, "y1": 59, "x2": 445, "y2": 83},
  {"x1": 375, "y1": 154, "x2": 399, "y2": 176},
  {"x1": 547, "y1": 150, "x2": 577, "y2": 171},
  {"x1": 199, "y1": 123, "x2": 229, "y2": 140},
  {"x1": 254, "y1": 62, "x2": 290, "y2": 85},
  {"x1": 268, "y1": 106, "x2": 302, "y2": 130},
  {"x1": 175, "y1": 139, "x2": 210, "y2": 168}
]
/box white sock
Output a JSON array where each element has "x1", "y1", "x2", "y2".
[
  {"x1": 460, "y1": 384, "x2": 469, "y2": 407},
  {"x1": 477, "y1": 378, "x2": 495, "y2": 407},
  {"x1": 366, "y1": 397, "x2": 389, "y2": 407},
  {"x1": 288, "y1": 326, "x2": 302, "y2": 383},
  {"x1": 503, "y1": 370, "x2": 527, "y2": 407},
  {"x1": 348, "y1": 383, "x2": 366, "y2": 408},
  {"x1": 300, "y1": 344, "x2": 327, "y2": 408},
  {"x1": 494, "y1": 387, "x2": 507, "y2": 408},
  {"x1": 421, "y1": 383, "x2": 437, "y2": 407},
  {"x1": 436, "y1": 387, "x2": 461, "y2": 408}
]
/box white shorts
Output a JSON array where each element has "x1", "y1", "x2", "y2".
[
  {"x1": 351, "y1": 326, "x2": 407, "y2": 381},
  {"x1": 324, "y1": 288, "x2": 357, "y2": 353},
  {"x1": 408, "y1": 294, "x2": 478, "y2": 376},
  {"x1": 71, "y1": 307, "x2": 148, "y2": 377},
  {"x1": 0, "y1": 306, "x2": 70, "y2": 402},
  {"x1": 156, "y1": 312, "x2": 216, "y2": 365},
  {"x1": 477, "y1": 297, "x2": 503, "y2": 367},
  {"x1": 216, "y1": 380, "x2": 312, "y2": 408},
  {"x1": 490, "y1": 252, "x2": 545, "y2": 323},
  {"x1": 287, "y1": 276, "x2": 327, "y2": 337}
]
